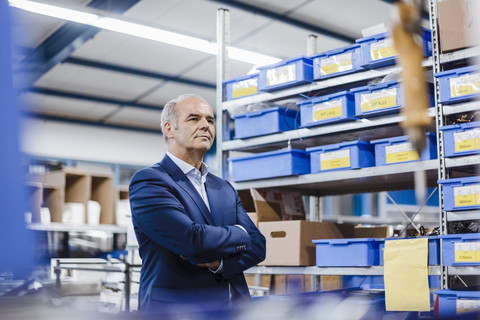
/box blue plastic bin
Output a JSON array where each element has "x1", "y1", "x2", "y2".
[
  {"x1": 438, "y1": 176, "x2": 480, "y2": 211},
  {"x1": 351, "y1": 80, "x2": 402, "y2": 117},
  {"x1": 435, "y1": 65, "x2": 480, "y2": 104},
  {"x1": 233, "y1": 107, "x2": 299, "y2": 139},
  {"x1": 379, "y1": 236, "x2": 441, "y2": 265},
  {"x1": 440, "y1": 233, "x2": 480, "y2": 266},
  {"x1": 306, "y1": 140, "x2": 374, "y2": 173},
  {"x1": 297, "y1": 91, "x2": 357, "y2": 127},
  {"x1": 439, "y1": 122, "x2": 480, "y2": 157},
  {"x1": 313, "y1": 238, "x2": 382, "y2": 266},
  {"x1": 370, "y1": 132, "x2": 437, "y2": 166},
  {"x1": 435, "y1": 289, "x2": 480, "y2": 317},
  {"x1": 356, "y1": 28, "x2": 432, "y2": 69},
  {"x1": 223, "y1": 73, "x2": 259, "y2": 101},
  {"x1": 228, "y1": 149, "x2": 310, "y2": 182},
  {"x1": 257, "y1": 56, "x2": 313, "y2": 92},
  {"x1": 312, "y1": 44, "x2": 364, "y2": 80}
]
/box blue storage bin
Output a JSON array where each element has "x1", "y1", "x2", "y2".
[
  {"x1": 312, "y1": 44, "x2": 364, "y2": 80},
  {"x1": 313, "y1": 238, "x2": 381, "y2": 266},
  {"x1": 233, "y1": 107, "x2": 299, "y2": 139},
  {"x1": 228, "y1": 149, "x2": 310, "y2": 182},
  {"x1": 438, "y1": 176, "x2": 480, "y2": 211},
  {"x1": 297, "y1": 91, "x2": 357, "y2": 127},
  {"x1": 223, "y1": 73, "x2": 259, "y2": 101},
  {"x1": 379, "y1": 236, "x2": 441, "y2": 265},
  {"x1": 351, "y1": 80, "x2": 402, "y2": 117},
  {"x1": 257, "y1": 56, "x2": 313, "y2": 92},
  {"x1": 306, "y1": 140, "x2": 374, "y2": 173},
  {"x1": 435, "y1": 65, "x2": 480, "y2": 104},
  {"x1": 370, "y1": 132, "x2": 437, "y2": 166},
  {"x1": 439, "y1": 122, "x2": 480, "y2": 157},
  {"x1": 440, "y1": 233, "x2": 480, "y2": 266},
  {"x1": 356, "y1": 28, "x2": 432, "y2": 69},
  {"x1": 435, "y1": 289, "x2": 480, "y2": 317}
]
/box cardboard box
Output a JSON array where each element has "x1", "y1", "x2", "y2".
[
  {"x1": 259, "y1": 220, "x2": 344, "y2": 266},
  {"x1": 438, "y1": 0, "x2": 480, "y2": 52},
  {"x1": 91, "y1": 173, "x2": 115, "y2": 224},
  {"x1": 239, "y1": 188, "x2": 306, "y2": 227},
  {"x1": 354, "y1": 225, "x2": 391, "y2": 238}
]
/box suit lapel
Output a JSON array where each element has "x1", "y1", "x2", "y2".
[
  {"x1": 205, "y1": 176, "x2": 222, "y2": 226},
  {"x1": 160, "y1": 155, "x2": 215, "y2": 225}
]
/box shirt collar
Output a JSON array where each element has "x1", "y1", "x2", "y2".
[{"x1": 167, "y1": 152, "x2": 209, "y2": 178}]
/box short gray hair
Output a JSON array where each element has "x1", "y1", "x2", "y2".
[{"x1": 160, "y1": 93, "x2": 208, "y2": 142}]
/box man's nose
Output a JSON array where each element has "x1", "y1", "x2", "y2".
[{"x1": 198, "y1": 117, "x2": 210, "y2": 129}]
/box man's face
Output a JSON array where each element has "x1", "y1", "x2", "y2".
[{"x1": 170, "y1": 97, "x2": 215, "y2": 155}]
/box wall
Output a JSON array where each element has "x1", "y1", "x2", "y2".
[{"x1": 21, "y1": 118, "x2": 166, "y2": 167}]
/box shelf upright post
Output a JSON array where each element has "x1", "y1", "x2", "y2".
[
  {"x1": 429, "y1": 0, "x2": 448, "y2": 290},
  {"x1": 216, "y1": 8, "x2": 230, "y2": 179}
]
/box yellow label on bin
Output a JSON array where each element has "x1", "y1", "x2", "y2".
[
  {"x1": 361, "y1": 88, "x2": 397, "y2": 112},
  {"x1": 457, "y1": 299, "x2": 480, "y2": 314},
  {"x1": 320, "y1": 149, "x2": 350, "y2": 170},
  {"x1": 320, "y1": 53, "x2": 353, "y2": 75},
  {"x1": 453, "y1": 184, "x2": 480, "y2": 207},
  {"x1": 450, "y1": 73, "x2": 480, "y2": 97},
  {"x1": 385, "y1": 142, "x2": 419, "y2": 164},
  {"x1": 454, "y1": 129, "x2": 480, "y2": 152},
  {"x1": 313, "y1": 98, "x2": 343, "y2": 121},
  {"x1": 454, "y1": 242, "x2": 480, "y2": 263},
  {"x1": 267, "y1": 64, "x2": 296, "y2": 86},
  {"x1": 370, "y1": 38, "x2": 397, "y2": 60},
  {"x1": 232, "y1": 86, "x2": 257, "y2": 98}
]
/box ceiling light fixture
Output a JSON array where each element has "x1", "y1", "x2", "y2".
[{"x1": 9, "y1": 0, "x2": 281, "y2": 66}]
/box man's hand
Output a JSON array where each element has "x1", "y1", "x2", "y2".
[{"x1": 196, "y1": 260, "x2": 220, "y2": 270}]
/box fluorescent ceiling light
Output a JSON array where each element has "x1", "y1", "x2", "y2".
[{"x1": 9, "y1": 0, "x2": 281, "y2": 66}]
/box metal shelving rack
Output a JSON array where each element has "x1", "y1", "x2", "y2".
[
  {"x1": 428, "y1": 0, "x2": 480, "y2": 289},
  {"x1": 216, "y1": 5, "x2": 479, "y2": 283}
]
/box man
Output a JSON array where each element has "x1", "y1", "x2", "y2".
[{"x1": 129, "y1": 93, "x2": 266, "y2": 313}]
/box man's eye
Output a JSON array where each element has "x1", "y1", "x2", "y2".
[{"x1": 189, "y1": 117, "x2": 197, "y2": 121}]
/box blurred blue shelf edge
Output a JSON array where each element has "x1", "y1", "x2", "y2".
[{"x1": 0, "y1": 0, "x2": 33, "y2": 279}]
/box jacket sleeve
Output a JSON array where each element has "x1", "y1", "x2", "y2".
[
  {"x1": 221, "y1": 183, "x2": 266, "y2": 279},
  {"x1": 129, "y1": 169, "x2": 251, "y2": 264}
]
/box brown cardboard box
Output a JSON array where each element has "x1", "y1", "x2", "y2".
[
  {"x1": 438, "y1": 0, "x2": 480, "y2": 52},
  {"x1": 91, "y1": 173, "x2": 115, "y2": 224},
  {"x1": 259, "y1": 220, "x2": 344, "y2": 266},
  {"x1": 239, "y1": 188, "x2": 306, "y2": 227},
  {"x1": 354, "y1": 225, "x2": 391, "y2": 238}
]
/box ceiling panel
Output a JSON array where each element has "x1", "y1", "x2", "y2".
[
  {"x1": 138, "y1": 82, "x2": 217, "y2": 107},
  {"x1": 35, "y1": 64, "x2": 163, "y2": 102},
  {"x1": 21, "y1": 92, "x2": 119, "y2": 120}
]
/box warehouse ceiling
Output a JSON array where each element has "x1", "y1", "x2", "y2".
[{"x1": 10, "y1": 0, "x2": 408, "y2": 134}]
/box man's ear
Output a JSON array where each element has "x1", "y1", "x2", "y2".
[{"x1": 163, "y1": 122, "x2": 175, "y2": 140}]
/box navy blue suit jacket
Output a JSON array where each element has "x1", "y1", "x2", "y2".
[{"x1": 129, "y1": 155, "x2": 266, "y2": 311}]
